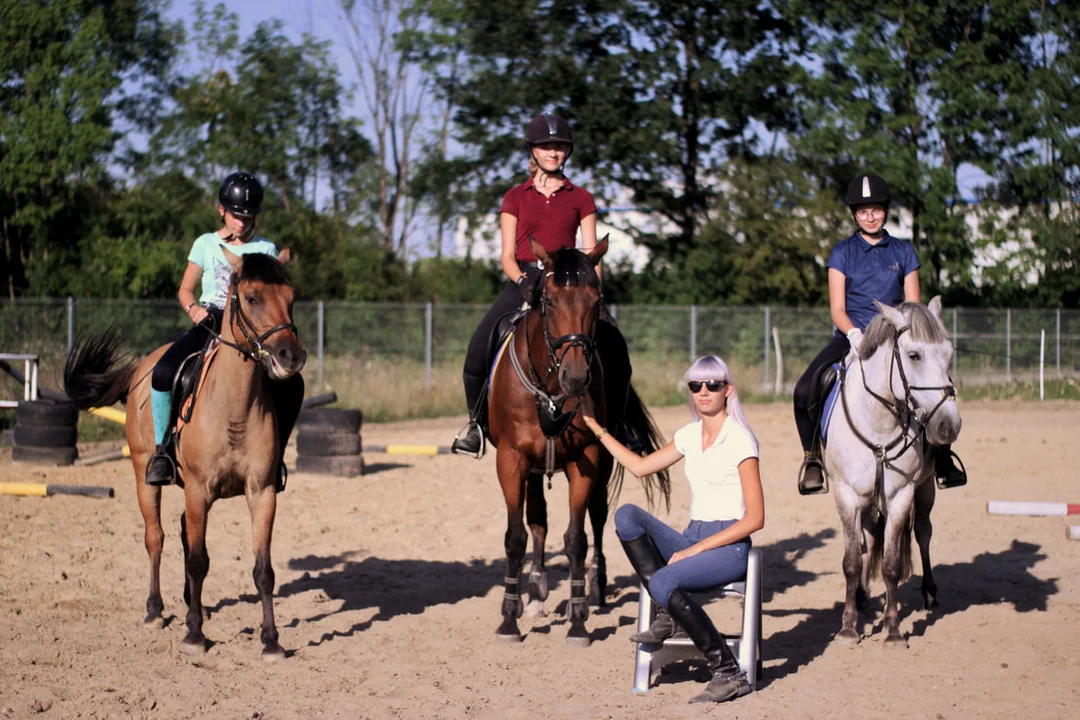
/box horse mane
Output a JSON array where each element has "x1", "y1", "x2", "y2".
[
  {"x1": 237, "y1": 253, "x2": 291, "y2": 286},
  {"x1": 859, "y1": 302, "x2": 947, "y2": 359},
  {"x1": 549, "y1": 248, "x2": 599, "y2": 289}
]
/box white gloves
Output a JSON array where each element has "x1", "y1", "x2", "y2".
[{"x1": 846, "y1": 327, "x2": 864, "y2": 351}]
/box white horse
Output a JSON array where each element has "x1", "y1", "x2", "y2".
[{"x1": 825, "y1": 297, "x2": 962, "y2": 647}]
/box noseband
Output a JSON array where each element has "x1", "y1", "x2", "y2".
[
  {"x1": 538, "y1": 280, "x2": 597, "y2": 383},
  {"x1": 211, "y1": 278, "x2": 298, "y2": 364},
  {"x1": 861, "y1": 326, "x2": 956, "y2": 430}
]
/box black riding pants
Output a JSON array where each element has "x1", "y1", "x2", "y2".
[
  {"x1": 793, "y1": 333, "x2": 850, "y2": 453},
  {"x1": 151, "y1": 309, "x2": 223, "y2": 392},
  {"x1": 463, "y1": 266, "x2": 544, "y2": 379}
]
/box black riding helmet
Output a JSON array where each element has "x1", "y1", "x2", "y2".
[
  {"x1": 218, "y1": 171, "x2": 264, "y2": 218},
  {"x1": 846, "y1": 173, "x2": 891, "y2": 209},
  {"x1": 526, "y1": 113, "x2": 574, "y2": 160}
]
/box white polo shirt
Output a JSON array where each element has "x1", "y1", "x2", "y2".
[{"x1": 673, "y1": 418, "x2": 759, "y2": 522}]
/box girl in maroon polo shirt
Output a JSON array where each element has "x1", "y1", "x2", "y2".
[{"x1": 452, "y1": 112, "x2": 629, "y2": 458}]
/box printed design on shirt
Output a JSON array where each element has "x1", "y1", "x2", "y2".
[
  {"x1": 208, "y1": 256, "x2": 234, "y2": 307},
  {"x1": 888, "y1": 262, "x2": 900, "y2": 272}
]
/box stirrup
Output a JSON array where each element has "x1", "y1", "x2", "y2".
[
  {"x1": 797, "y1": 455, "x2": 828, "y2": 496},
  {"x1": 276, "y1": 463, "x2": 288, "y2": 493},
  {"x1": 935, "y1": 449, "x2": 968, "y2": 489},
  {"x1": 451, "y1": 422, "x2": 486, "y2": 459},
  {"x1": 145, "y1": 447, "x2": 177, "y2": 487}
]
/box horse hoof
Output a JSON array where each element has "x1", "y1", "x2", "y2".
[
  {"x1": 143, "y1": 613, "x2": 164, "y2": 627},
  {"x1": 565, "y1": 633, "x2": 591, "y2": 649},
  {"x1": 182, "y1": 637, "x2": 207, "y2": 656},
  {"x1": 884, "y1": 635, "x2": 908, "y2": 649},
  {"x1": 495, "y1": 632, "x2": 523, "y2": 644},
  {"x1": 834, "y1": 629, "x2": 860, "y2": 645},
  {"x1": 524, "y1": 600, "x2": 547, "y2": 617},
  {"x1": 262, "y1": 645, "x2": 286, "y2": 663}
]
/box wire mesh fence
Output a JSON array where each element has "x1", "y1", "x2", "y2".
[{"x1": 1, "y1": 298, "x2": 1078, "y2": 420}]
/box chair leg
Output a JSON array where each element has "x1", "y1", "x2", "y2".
[
  {"x1": 740, "y1": 548, "x2": 762, "y2": 690},
  {"x1": 632, "y1": 581, "x2": 653, "y2": 694}
]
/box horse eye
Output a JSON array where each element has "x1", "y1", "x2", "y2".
[
  {"x1": 245, "y1": 294, "x2": 258, "y2": 305},
  {"x1": 907, "y1": 351, "x2": 921, "y2": 361}
]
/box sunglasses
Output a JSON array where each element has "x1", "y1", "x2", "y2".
[{"x1": 688, "y1": 380, "x2": 726, "y2": 393}]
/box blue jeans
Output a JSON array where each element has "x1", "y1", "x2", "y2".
[{"x1": 615, "y1": 503, "x2": 751, "y2": 611}]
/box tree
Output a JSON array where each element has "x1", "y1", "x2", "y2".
[{"x1": 0, "y1": 0, "x2": 180, "y2": 298}]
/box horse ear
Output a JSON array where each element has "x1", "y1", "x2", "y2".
[
  {"x1": 585, "y1": 234, "x2": 609, "y2": 265},
  {"x1": 928, "y1": 295, "x2": 943, "y2": 319},
  {"x1": 221, "y1": 246, "x2": 244, "y2": 273},
  {"x1": 873, "y1": 299, "x2": 906, "y2": 329},
  {"x1": 530, "y1": 235, "x2": 552, "y2": 267},
  {"x1": 278, "y1": 248, "x2": 292, "y2": 265}
]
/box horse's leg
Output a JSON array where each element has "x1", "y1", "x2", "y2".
[
  {"x1": 857, "y1": 508, "x2": 878, "y2": 618},
  {"x1": 248, "y1": 485, "x2": 284, "y2": 661},
  {"x1": 524, "y1": 471, "x2": 549, "y2": 617},
  {"x1": 586, "y1": 451, "x2": 611, "y2": 608},
  {"x1": 881, "y1": 487, "x2": 915, "y2": 648},
  {"x1": 135, "y1": 474, "x2": 165, "y2": 625},
  {"x1": 914, "y1": 479, "x2": 938, "y2": 610},
  {"x1": 496, "y1": 448, "x2": 528, "y2": 641},
  {"x1": 180, "y1": 489, "x2": 212, "y2": 655},
  {"x1": 563, "y1": 456, "x2": 594, "y2": 647},
  {"x1": 834, "y1": 484, "x2": 863, "y2": 644}
]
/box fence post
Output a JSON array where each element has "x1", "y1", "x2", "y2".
[
  {"x1": 316, "y1": 300, "x2": 325, "y2": 392},
  {"x1": 1006, "y1": 308, "x2": 1012, "y2": 379},
  {"x1": 1056, "y1": 308, "x2": 1061, "y2": 375},
  {"x1": 763, "y1": 306, "x2": 771, "y2": 390},
  {"x1": 1040, "y1": 329, "x2": 1045, "y2": 401},
  {"x1": 689, "y1": 305, "x2": 698, "y2": 363},
  {"x1": 425, "y1": 302, "x2": 433, "y2": 389},
  {"x1": 951, "y1": 308, "x2": 958, "y2": 379},
  {"x1": 66, "y1": 296, "x2": 74, "y2": 356}
]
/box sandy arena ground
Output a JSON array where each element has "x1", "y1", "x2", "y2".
[{"x1": 1, "y1": 400, "x2": 1078, "y2": 719}]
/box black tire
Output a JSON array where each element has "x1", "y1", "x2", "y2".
[
  {"x1": 14, "y1": 424, "x2": 78, "y2": 448},
  {"x1": 295, "y1": 454, "x2": 364, "y2": 477},
  {"x1": 296, "y1": 432, "x2": 362, "y2": 457},
  {"x1": 12, "y1": 445, "x2": 78, "y2": 466},
  {"x1": 296, "y1": 408, "x2": 362, "y2": 434},
  {"x1": 16, "y1": 400, "x2": 78, "y2": 428}
]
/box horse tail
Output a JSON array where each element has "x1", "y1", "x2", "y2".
[
  {"x1": 63, "y1": 329, "x2": 137, "y2": 410},
  {"x1": 608, "y1": 383, "x2": 671, "y2": 513},
  {"x1": 867, "y1": 507, "x2": 914, "y2": 582}
]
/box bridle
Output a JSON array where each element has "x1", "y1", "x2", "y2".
[
  {"x1": 210, "y1": 276, "x2": 298, "y2": 364},
  {"x1": 839, "y1": 324, "x2": 956, "y2": 509}
]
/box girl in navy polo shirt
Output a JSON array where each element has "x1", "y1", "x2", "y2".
[
  {"x1": 452, "y1": 113, "x2": 630, "y2": 457},
  {"x1": 793, "y1": 173, "x2": 966, "y2": 494},
  {"x1": 583, "y1": 355, "x2": 763, "y2": 705}
]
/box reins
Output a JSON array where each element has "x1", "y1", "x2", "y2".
[{"x1": 208, "y1": 277, "x2": 298, "y2": 364}]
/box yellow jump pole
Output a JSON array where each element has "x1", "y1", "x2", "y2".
[
  {"x1": 364, "y1": 444, "x2": 449, "y2": 457},
  {"x1": 89, "y1": 406, "x2": 127, "y2": 425},
  {"x1": 0, "y1": 483, "x2": 113, "y2": 499}
]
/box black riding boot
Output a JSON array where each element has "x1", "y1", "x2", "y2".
[
  {"x1": 145, "y1": 444, "x2": 176, "y2": 487},
  {"x1": 451, "y1": 372, "x2": 488, "y2": 458},
  {"x1": 797, "y1": 451, "x2": 826, "y2": 495},
  {"x1": 620, "y1": 535, "x2": 681, "y2": 643},
  {"x1": 934, "y1": 444, "x2": 967, "y2": 489},
  {"x1": 667, "y1": 590, "x2": 752, "y2": 704}
]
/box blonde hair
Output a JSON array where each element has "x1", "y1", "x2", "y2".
[
  {"x1": 528, "y1": 154, "x2": 538, "y2": 176},
  {"x1": 683, "y1": 355, "x2": 757, "y2": 443}
]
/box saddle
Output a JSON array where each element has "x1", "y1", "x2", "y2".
[
  {"x1": 166, "y1": 337, "x2": 220, "y2": 455},
  {"x1": 809, "y1": 361, "x2": 841, "y2": 449}
]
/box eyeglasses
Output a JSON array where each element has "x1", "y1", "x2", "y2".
[
  {"x1": 854, "y1": 208, "x2": 886, "y2": 219},
  {"x1": 688, "y1": 380, "x2": 726, "y2": 393}
]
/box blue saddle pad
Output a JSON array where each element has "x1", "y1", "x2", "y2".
[{"x1": 819, "y1": 362, "x2": 843, "y2": 442}]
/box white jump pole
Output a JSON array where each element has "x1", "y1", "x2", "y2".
[
  {"x1": 1039, "y1": 329, "x2": 1045, "y2": 401},
  {"x1": 1068, "y1": 526, "x2": 1080, "y2": 541},
  {"x1": 987, "y1": 501, "x2": 1080, "y2": 517}
]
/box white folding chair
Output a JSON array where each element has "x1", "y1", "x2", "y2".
[{"x1": 631, "y1": 546, "x2": 762, "y2": 694}]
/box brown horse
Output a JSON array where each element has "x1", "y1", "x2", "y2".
[
  {"x1": 488, "y1": 238, "x2": 669, "y2": 646},
  {"x1": 63, "y1": 248, "x2": 305, "y2": 661}
]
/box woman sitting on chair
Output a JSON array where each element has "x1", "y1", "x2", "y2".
[{"x1": 583, "y1": 355, "x2": 764, "y2": 705}]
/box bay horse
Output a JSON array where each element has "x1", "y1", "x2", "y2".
[
  {"x1": 488, "y1": 238, "x2": 669, "y2": 646},
  {"x1": 825, "y1": 297, "x2": 961, "y2": 647},
  {"x1": 63, "y1": 248, "x2": 305, "y2": 661}
]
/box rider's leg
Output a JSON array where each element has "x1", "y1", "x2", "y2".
[
  {"x1": 934, "y1": 444, "x2": 968, "y2": 488},
  {"x1": 145, "y1": 324, "x2": 211, "y2": 486},
  {"x1": 452, "y1": 276, "x2": 534, "y2": 458},
  {"x1": 794, "y1": 333, "x2": 850, "y2": 494}
]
